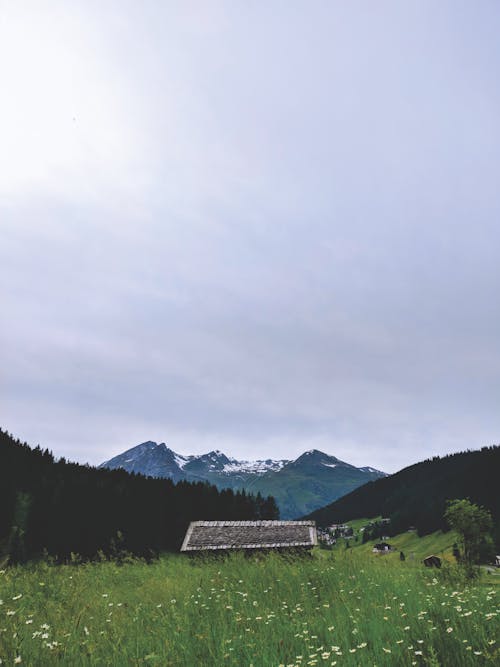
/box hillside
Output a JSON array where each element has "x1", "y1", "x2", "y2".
[
  {"x1": 319, "y1": 515, "x2": 459, "y2": 562},
  {"x1": 306, "y1": 445, "x2": 500, "y2": 547},
  {"x1": 0, "y1": 429, "x2": 277, "y2": 563},
  {"x1": 101, "y1": 444, "x2": 386, "y2": 518}
]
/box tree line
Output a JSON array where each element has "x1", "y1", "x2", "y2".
[{"x1": 0, "y1": 429, "x2": 279, "y2": 564}]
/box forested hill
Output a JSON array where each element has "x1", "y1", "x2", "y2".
[
  {"x1": 305, "y1": 446, "x2": 500, "y2": 547},
  {"x1": 0, "y1": 429, "x2": 278, "y2": 563}
]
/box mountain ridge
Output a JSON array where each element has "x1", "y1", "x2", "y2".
[{"x1": 100, "y1": 442, "x2": 386, "y2": 518}]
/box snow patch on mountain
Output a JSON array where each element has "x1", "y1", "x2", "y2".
[
  {"x1": 222, "y1": 459, "x2": 288, "y2": 475},
  {"x1": 359, "y1": 466, "x2": 387, "y2": 475},
  {"x1": 173, "y1": 453, "x2": 191, "y2": 469}
]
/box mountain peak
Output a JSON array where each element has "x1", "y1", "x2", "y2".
[
  {"x1": 188, "y1": 450, "x2": 231, "y2": 469},
  {"x1": 117, "y1": 440, "x2": 159, "y2": 457},
  {"x1": 207, "y1": 449, "x2": 226, "y2": 458},
  {"x1": 293, "y1": 450, "x2": 342, "y2": 465}
]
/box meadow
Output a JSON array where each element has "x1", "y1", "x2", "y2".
[
  {"x1": 0, "y1": 545, "x2": 498, "y2": 666},
  {"x1": 330, "y1": 520, "x2": 460, "y2": 563}
]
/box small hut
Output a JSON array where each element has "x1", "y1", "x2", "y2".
[
  {"x1": 372, "y1": 542, "x2": 393, "y2": 553},
  {"x1": 423, "y1": 554, "x2": 442, "y2": 568},
  {"x1": 180, "y1": 520, "x2": 317, "y2": 553}
]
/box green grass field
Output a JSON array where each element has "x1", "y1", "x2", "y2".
[
  {"x1": 330, "y1": 523, "x2": 459, "y2": 563},
  {"x1": 1, "y1": 542, "x2": 499, "y2": 666}
]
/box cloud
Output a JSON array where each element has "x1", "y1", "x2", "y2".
[{"x1": 1, "y1": 1, "x2": 500, "y2": 472}]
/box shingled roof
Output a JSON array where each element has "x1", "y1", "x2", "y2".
[{"x1": 180, "y1": 520, "x2": 317, "y2": 552}]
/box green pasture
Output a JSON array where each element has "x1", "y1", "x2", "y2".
[
  {"x1": 1, "y1": 541, "x2": 499, "y2": 666},
  {"x1": 333, "y1": 526, "x2": 458, "y2": 562}
]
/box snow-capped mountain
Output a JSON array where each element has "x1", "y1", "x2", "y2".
[
  {"x1": 100, "y1": 443, "x2": 386, "y2": 518},
  {"x1": 105, "y1": 441, "x2": 193, "y2": 480},
  {"x1": 100, "y1": 444, "x2": 287, "y2": 483}
]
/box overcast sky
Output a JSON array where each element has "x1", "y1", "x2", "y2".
[{"x1": 1, "y1": 1, "x2": 499, "y2": 473}]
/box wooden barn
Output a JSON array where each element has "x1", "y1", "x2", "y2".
[{"x1": 180, "y1": 520, "x2": 317, "y2": 553}]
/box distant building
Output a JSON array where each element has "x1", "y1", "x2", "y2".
[
  {"x1": 372, "y1": 542, "x2": 393, "y2": 553},
  {"x1": 423, "y1": 555, "x2": 442, "y2": 568},
  {"x1": 180, "y1": 520, "x2": 317, "y2": 553},
  {"x1": 317, "y1": 529, "x2": 336, "y2": 546}
]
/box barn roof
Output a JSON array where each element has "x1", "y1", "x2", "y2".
[{"x1": 180, "y1": 520, "x2": 318, "y2": 551}]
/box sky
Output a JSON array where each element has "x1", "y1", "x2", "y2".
[{"x1": 1, "y1": 1, "x2": 499, "y2": 473}]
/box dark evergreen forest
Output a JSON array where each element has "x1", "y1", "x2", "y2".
[
  {"x1": 306, "y1": 445, "x2": 500, "y2": 549},
  {"x1": 0, "y1": 429, "x2": 279, "y2": 563}
]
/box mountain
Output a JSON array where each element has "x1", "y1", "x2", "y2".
[
  {"x1": 246, "y1": 450, "x2": 386, "y2": 519},
  {"x1": 304, "y1": 445, "x2": 500, "y2": 548},
  {"x1": 100, "y1": 443, "x2": 287, "y2": 485},
  {"x1": 100, "y1": 444, "x2": 386, "y2": 518},
  {"x1": 106, "y1": 441, "x2": 191, "y2": 479}
]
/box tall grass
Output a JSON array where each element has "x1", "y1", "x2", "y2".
[{"x1": 0, "y1": 549, "x2": 498, "y2": 665}]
